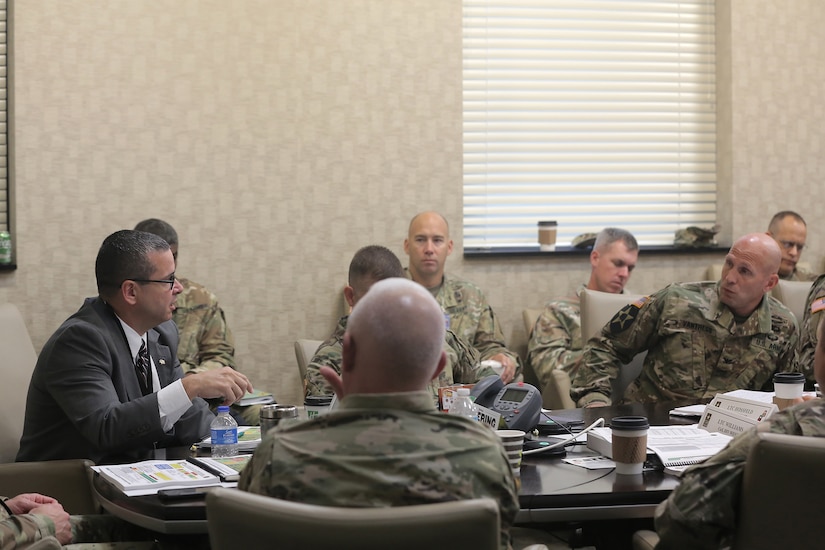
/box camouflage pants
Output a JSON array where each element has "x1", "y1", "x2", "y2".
[{"x1": 69, "y1": 515, "x2": 157, "y2": 549}]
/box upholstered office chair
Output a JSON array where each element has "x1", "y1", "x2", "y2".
[
  {"x1": 772, "y1": 279, "x2": 814, "y2": 324},
  {"x1": 0, "y1": 459, "x2": 99, "y2": 514},
  {"x1": 580, "y1": 289, "x2": 648, "y2": 404},
  {"x1": 633, "y1": 432, "x2": 825, "y2": 550},
  {"x1": 522, "y1": 308, "x2": 543, "y2": 338},
  {"x1": 733, "y1": 432, "x2": 825, "y2": 549},
  {"x1": 294, "y1": 339, "x2": 323, "y2": 392},
  {"x1": 704, "y1": 263, "x2": 723, "y2": 281},
  {"x1": 521, "y1": 307, "x2": 575, "y2": 409},
  {"x1": 0, "y1": 303, "x2": 38, "y2": 463},
  {"x1": 206, "y1": 489, "x2": 501, "y2": 550},
  {"x1": 706, "y1": 262, "x2": 813, "y2": 285}
]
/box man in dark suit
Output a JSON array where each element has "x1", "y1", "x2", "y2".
[{"x1": 17, "y1": 229, "x2": 253, "y2": 464}]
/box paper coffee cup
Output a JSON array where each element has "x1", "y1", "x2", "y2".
[
  {"x1": 304, "y1": 395, "x2": 333, "y2": 419},
  {"x1": 610, "y1": 416, "x2": 649, "y2": 475},
  {"x1": 773, "y1": 372, "x2": 805, "y2": 398},
  {"x1": 496, "y1": 430, "x2": 525, "y2": 475},
  {"x1": 480, "y1": 360, "x2": 504, "y2": 376},
  {"x1": 538, "y1": 221, "x2": 558, "y2": 252}
]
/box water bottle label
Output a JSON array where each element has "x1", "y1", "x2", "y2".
[{"x1": 211, "y1": 427, "x2": 238, "y2": 445}]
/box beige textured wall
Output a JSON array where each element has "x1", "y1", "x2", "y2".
[{"x1": 0, "y1": 0, "x2": 822, "y2": 406}]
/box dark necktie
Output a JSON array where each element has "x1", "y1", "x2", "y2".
[{"x1": 135, "y1": 340, "x2": 151, "y2": 396}]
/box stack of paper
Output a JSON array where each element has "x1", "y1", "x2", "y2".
[
  {"x1": 93, "y1": 460, "x2": 222, "y2": 497},
  {"x1": 196, "y1": 426, "x2": 262, "y2": 452},
  {"x1": 586, "y1": 426, "x2": 732, "y2": 476},
  {"x1": 237, "y1": 390, "x2": 274, "y2": 406}
]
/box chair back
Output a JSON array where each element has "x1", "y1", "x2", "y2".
[
  {"x1": 0, "y1": 303, "x2": 37, "y2": 462},
  {"x1": 580, "y1": 289, "x2": 648, "y2": 403},
  {"x1": 294, "y1": 339, "x2": 323, "y2": 391},
  {"x1": 733, "y1": 432, "x2": 825, "y2": 550},
  {"x1": 206, "y1": 488, "x2": 500, "y2": 550},
  {"x1": 706, "y1": 262, "x2": 812, "y2": 284},
  {"x1": 0, "y1": 459, "x2": 99, "y2": 514},
  {"x1": 522, "y1": 307, "x2": 575, "y2": 409},
  {"x1": 522, "y1": 308, "x2": 543, "y2": 338},
  {"x1": 772, "y1": 279, "x2": 814, "y2": 324}
]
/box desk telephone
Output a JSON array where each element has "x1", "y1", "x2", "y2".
[{"x1": 470, "y1": 375, "x2": 542, "y2": 432}]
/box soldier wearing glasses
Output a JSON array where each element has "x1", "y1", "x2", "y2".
[
  {"x1": 17, "y1": 229, "x2": 252, "y2": 464},
  {"x1": 766, "y1": 210, "x2": 817, "y2": 281}
]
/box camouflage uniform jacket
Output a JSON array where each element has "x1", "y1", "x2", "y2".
[
  {"x1": 572, "y1": 282, "x2": 798, "y2": 406},
  {"x1": 406, "y1": 270, "x2": 520, "y2": 375},
  {"x1": 793, "y1": 273, "x2": 825, "y2": 385},
  {"x1": 0, "y1": 501, "x2": 54, "y2": 550},
  {"x1": 655, "y1": 398, "x2": 825, "y2": 549},
  {"x1": 173, "y1": 277, "x2": 236, "y2": 374},
  {"x1": 0, "y1": 505, "x2": 155, "y2": 550},
  {"x1": 304, "y1": 316, "x2": 495, "y2": 401},
  {"x1": 527, "y1": 285, "x2": 586, "y2": 389},
  {"x1": 238, "y1": 391, "x2": 520, "y2": 550}
]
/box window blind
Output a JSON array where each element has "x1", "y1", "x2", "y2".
[{"x1": 463, "y1": 0, "x2": 716, "y2": 249}]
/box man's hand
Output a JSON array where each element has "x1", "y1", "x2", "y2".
[
  {"x1": 7, "y1": 496, "x2": 71, "y2": 545},
  {"x1": 29, "y1": 503, "x2": 72, "y2": 545},
  {"x1": 489, "y1": 353, "x2": 516, "y2": 384},
  {"x1": 319, "y1": 366, "x2": 344, "y2": 400},
  {"x1": 5, "y1": 493, "x2": 58, "y2": 515},
  {"x1": 181, "y1": 366, "x2": 253, "y2": 405}
]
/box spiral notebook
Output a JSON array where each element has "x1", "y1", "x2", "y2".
[{"x1": 586, "y1": 426, "x2": 732, "y2": 475}]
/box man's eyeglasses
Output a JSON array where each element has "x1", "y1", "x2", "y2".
[
  {"x1": 130, "y1": 276, "x2": 177, "y2": 290},
  {"x1": 779, "y1": 240, "x2": 805, "y2": 252}
]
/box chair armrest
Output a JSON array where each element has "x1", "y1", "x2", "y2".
[
  {"x1": 0, "y1": 460, "x2": 99, "y2": 515},
  {"x1": 632, "y1": 529, "x2": 659, "y2": 550}
]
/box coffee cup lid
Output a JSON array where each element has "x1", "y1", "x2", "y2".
[
  {"x1": 773, "y1": 372, "x2": 805, "y2": 384},
  {"x1": 305, "y1": 395, "x2": 333, "y2": 406},
  {"x1": 610, "y1": 416, "x2": 649, "y2": 430},
  {"x1": 538, "y1": 220, "x2": 558, "y2": 227}
]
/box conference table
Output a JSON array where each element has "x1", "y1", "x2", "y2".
[{"x1": 92, "y1": 400, "x2": 702, "y2": 536}]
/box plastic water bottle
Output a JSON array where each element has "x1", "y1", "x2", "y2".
[
  {"x1": 449, "y1": 388, "x2": 478, "y2": 421},
  {"x1": 210, "y1": 406, "x2": 238, "y2": 457}
]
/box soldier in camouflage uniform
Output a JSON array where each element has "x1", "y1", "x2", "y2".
[
  {"x1": 526, "y1": 228, "x2": 638, "y2": 388},
  {"x1": 305, "y1": 245, "x2": 497, "y2": 402},
  {"x1": 572, "y1": 234, "x2": 798, "y2": 407},
  {"x1": 0, "y1": 493, "x2": 156, "y2": 549},
  {"x1": 766, "y1": 210, "x2": 818, "y2": 281},
  {"x1": 793, "y1": 273, "x2": 825, "y2": 386},
  {"x1": 240, "y1": 278, "x2": 520, "y2": 550},
  {"x1": 403, "y1": 211, "x2": 520, "y2": 381},
  {"x1": 654, "y1": 316, "x2": 825, "y2": 549},
  {"x1": 134, "y1": 219, "x2": 263, "y2": 424}
]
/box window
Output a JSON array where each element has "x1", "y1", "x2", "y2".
[{"x1": 463, "y1": 0, "x2": 716, "y2": 250}]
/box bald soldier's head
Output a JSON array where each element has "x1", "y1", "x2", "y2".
[
  {"x1": 333, "y1": 278, "x2": 447, "y2": 397},
  {"x1": 719, "y1": 233, "x2": 781, "y2": 317}
]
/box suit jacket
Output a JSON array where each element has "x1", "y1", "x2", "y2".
[{"x1": 16, "y1": 297, "x2": 214, "y2": 464}]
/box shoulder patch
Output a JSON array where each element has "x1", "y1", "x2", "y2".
[
  {"x1": 811, "y1": 296, "x2": 825, "y2": 314},
  {"x1": 631, "y1": 296, "x2": 651, "y2": 308},
  {"x1": 609, "y1": 301, "x2": 645, "y2": 333}
]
